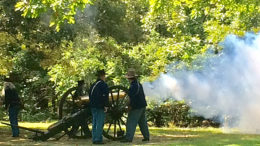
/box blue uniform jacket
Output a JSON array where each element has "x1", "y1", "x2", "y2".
[
  {"x1": 4, "y1": 88, "x2": 20, "y2": 109},
  {"x1": 89, "y1": 79, "x2": 109, "y2": 109},
  {"x1": 128, "y1": 80, "x2": 147, "y2": 109}
]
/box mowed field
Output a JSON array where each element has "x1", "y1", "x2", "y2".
[{"x1": 1, "y1": 122, "x2": 260, "y2": 146}]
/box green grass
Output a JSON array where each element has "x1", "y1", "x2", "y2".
[
  {"x1": 1, "y1": 121, "x2": 260, "y2": 145},
  {"x1": 0, "y1": 121, "x2": 55, "y2": 129},
  {"x1": 148, "y1": 127, "x2": 260, "y2": 146}
]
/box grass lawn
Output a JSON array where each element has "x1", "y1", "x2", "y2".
[{"x1": 0, "y1": 122, "x2": 260, "y2": 145}]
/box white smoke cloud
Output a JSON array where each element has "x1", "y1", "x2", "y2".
[{"x1": 143, "y1": 33, "x2": 260, "y2": 133}]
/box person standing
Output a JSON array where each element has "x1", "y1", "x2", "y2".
[
  {"x1": 121, "y1": 69, "x2": 150, "y2": 143},
  {"x1": 4, "y1": 81, "x2": 20, "y2": 137},
  {"x1": 89, "y1": 70, "x2": 109, "y2": 144}
]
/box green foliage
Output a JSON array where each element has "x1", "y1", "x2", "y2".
[
  {"x1": 129, "y1": 35, "x2": 203, "y2": 80},
  {"x1": 0, "y1": 32, "x2": 16, "y2": 75},
  {"x1": 15, "y1": 0, "x2": 94, "y2": 31},
  {"x1": 20, "y1": 109, "x2": 55, "y2": 122},
  {"x1": 0, "y1": 0, "x2": 70, "y2": 118},
  {"x1": 47, "y1": 36, "x2": 139, "y2": 94},
  {"x1": 1, "y1": 0, "x2": 259, "y2": 122},
  {"x1": 93, "y1": 0, "x2": 148, "y2": 43},
  {"x1": 0, "y1": 108, "x2": 8, "y2": 121},
  {"x1": 147, "y1": 100, "x2": 220, "y2": 127},
  {"x1": 146, "y1": 0, "x2": 260, "y2": 42},
  {"x1": 140, "y1": 0, "x2": 260, "y2": 77}
]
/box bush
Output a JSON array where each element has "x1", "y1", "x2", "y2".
[
  {"x1": 146, "y1": 100, "x2": 220, "y2": 127},
  {"x1": 0, "y1": 108, "x2": 8, "y2": 121},
  {"x1": 19, "y1": 109, "x2": 57, "y2": 122},
  {"x1": 0, "y1": 107, "x2": 56, "y2": 122}
]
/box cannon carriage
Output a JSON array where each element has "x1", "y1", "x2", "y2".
[
  {"x1": 58, "y1": 83, "x2": 129, "y2": 141},
  {"x1": 2, "y1": 81, "x2": 129, "y2": 141}
]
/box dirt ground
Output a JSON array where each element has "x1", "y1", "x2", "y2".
[{"x1": 0, "y1": 128, "x2": 179, "y2": 146}]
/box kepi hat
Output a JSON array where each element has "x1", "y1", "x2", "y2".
[{"x1": 125, "y1": 68, "x2": 138, "y2": 79}]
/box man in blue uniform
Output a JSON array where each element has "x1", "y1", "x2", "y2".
[
  {"x1": 121, "y1": 69, "x2": 150, "y2": 143},
  {"x1": 4, "y1": 80, "x2": 20, "y2": 137},
  {"x1": 89, "y1": 70, "x2": 109, "y2": 144}
]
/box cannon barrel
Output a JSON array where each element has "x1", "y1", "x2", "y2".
[{"x1": 79, "y1": 92, "x2": 127, "y2": 102}]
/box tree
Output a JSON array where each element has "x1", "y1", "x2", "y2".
[
  {"x1": 1, "y1": 0, "x2": 259, "y2": 121},
  {"x1": 0, "y1": 0, "x2": 76, "y2": 117},
  {"x1": 15, "y1": 0, "x2": 94, "y2": 31},
  {"x1": 137, "y1": 0, "x2": 260, "y2": 77},
  {"x1": 145, "y1": 0, "x2": 260, "y2": 42}
]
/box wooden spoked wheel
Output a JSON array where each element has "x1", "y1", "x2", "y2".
[
  {"x1": 58, "y1": 87, "x2": 78, "y2": 119},
  {"x1": 65, "y1": 110, "x2": 92, "y2": 139},
  {"x1": 59, "y1": 86, "x2": 91, "y2": 138},
  {"x1": 103, "y1": 85, "x2": 129, "y2": 140},
  {"x1": 59, "y1": 85, "x2": 129, "y2": 140}
]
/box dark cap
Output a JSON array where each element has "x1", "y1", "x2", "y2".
[{"x1": 97, "y1": 69, "x2": 106, "y2": 77}]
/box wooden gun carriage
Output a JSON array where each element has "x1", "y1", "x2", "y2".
[{"x1": 2, "y1": 82, "x2": 129, "y2": 141}]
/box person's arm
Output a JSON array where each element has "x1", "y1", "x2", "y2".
[
  {"x1": 102, "y1": 82, "x2": 109, "y2": 108},
  {"x1": 128, "y1": 83, "x2": 138, "y2": 109},
  {"x1": 4, "y1": 89, "x2": 10, "y2": 110},
  {"x1": 89, "y1": 84, "x2": 93, "y2": 101}
]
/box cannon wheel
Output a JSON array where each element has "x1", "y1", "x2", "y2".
[
  {"x1": 58, "y1": 86, "x2": 92, "y2": 138},
  {"x1": 59, "y1": 85, "x2": 129, "y2": 140},
  {"x1": 58, "y1": 87, "x2": 78, "y2": 119},
  {"x1": 103, "y1": 85, "x2": 129, "y2": 141},
  {"x1": 64, "y1": 112, "x2": 92, "y2": 139}
]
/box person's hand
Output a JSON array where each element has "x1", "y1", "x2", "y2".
[{"x1": 104, "y1": 107, "x2": 108, "y2": 113}]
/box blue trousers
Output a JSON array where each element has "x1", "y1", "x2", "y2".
[
  {"x1": 125, "y1": 107, "x2": 150, "y2": 141},
  {"x1": 91, "y1": 108, "x2": 105, "y2": 142},
  {"x1": 9, "y1": 106, "x2": 19, "y2": 137}
]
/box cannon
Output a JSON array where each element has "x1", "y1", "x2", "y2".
[
  {"x1": 2, "y1": 108, "x2": 91, "y2": 141},
  {"x1": 58, "y1": 83, "x2": 129, "y2": 141},
  {"x1": 3, "y1": 81, "x2": 129, "y2": 141}
]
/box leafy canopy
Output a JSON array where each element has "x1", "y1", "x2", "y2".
[{"x1": 15, "y1": 0, "x2": 94, "y2": 31}]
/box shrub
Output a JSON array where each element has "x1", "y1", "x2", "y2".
[
  {"x1": 19, "y1": 109, "x2": 57, "y2": 122},
  {"x1": 146, "y1": 100, "x2": 220, "y2": 127}
]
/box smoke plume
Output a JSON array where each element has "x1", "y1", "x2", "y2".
[{"x1": 143, "y1": 33, "x2": 260, "y2": 133}]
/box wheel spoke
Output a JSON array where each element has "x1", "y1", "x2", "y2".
[
  {"x1": 65, "y1": 100, "x2": 73, "y2": 106},
  {"x1": 120, "y1": 118, "x2": 126, "y2": 125},
  {"x1": 66, "y1": 102, "x2": 74, "y2": 111},
  {"x1": 117, "y1": 94, "x2": 127, "y2": 109},
  {"x1": 118, "y1": 120, "x2": 122, "y2": 131},
  {"x1": 65, "y1": 102, "x2": 73, "y2": 113},
  {"x1": 102, "y1": 86, "x2": 130, "y2": 140},
  {"x1": 116, "y1": 89, "x2": 120, "y2": 105},
  {"x1": 59, "y1": 87, "x2": 78, "y2": 119},
  {"x1": 69, "y1": 93, "x2": 74, "y2": 98},
  {"x1": 119, "y1": 95, "x2": 127, "y2": 106},
  {"x1": 123, "y1": 115, "x2": 127, "y2": 119},
  {"x1": 107, "y1": 123, "x2": 112, "y2": 133},
  {"x1": 110, "y1": 92, "x2": 115, "y2": 106},
  {"x1": 114, "y1": 120, "x2": 116, "y2": 138}
]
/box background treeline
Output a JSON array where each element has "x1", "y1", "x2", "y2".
[{"x1": 0, "y1": 0, "x2": 259, "y2": 126}]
